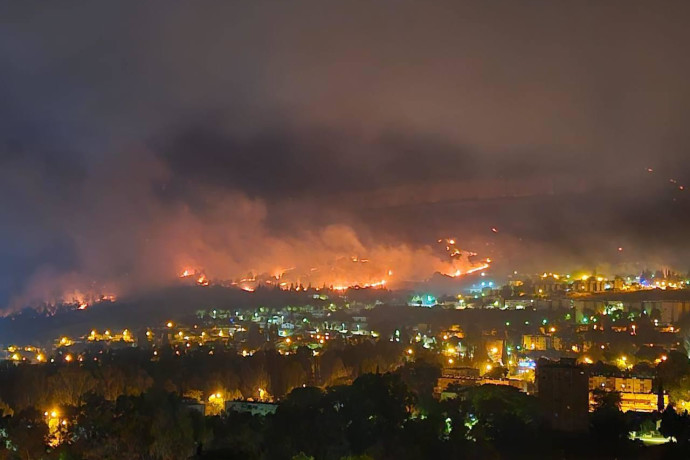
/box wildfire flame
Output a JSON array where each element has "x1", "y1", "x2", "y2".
[
  {"x1": 439, "y1": 238, "x2": 491, "y2": 278},
  {"x1": 179, "y1": 268, "x2": 210, "y2": 286},
  {"x1": 176, "y1": 237, "x2": 490, "y2": 291}
]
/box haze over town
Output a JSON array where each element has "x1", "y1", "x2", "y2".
[{"x1": 2, "y1": 1, "x2": 690, "y2": 459}]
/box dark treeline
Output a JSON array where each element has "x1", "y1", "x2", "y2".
[
  {"x1": 0, "y1": 340, "x2": 408, "y2": 412},
  {"x1": 2, "y1": 369, "x2": 690, "y2": 459},
  {"x1": 1, "y1": 344, "x2": 690, "y2": 459}
]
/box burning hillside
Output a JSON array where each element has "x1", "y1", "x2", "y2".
[
  {"x1": 176, "y1": 235, "x2": 490, "y2": 292},
  {"x1": 3, "y1": 149, "x2": 492, "y2": 312}
]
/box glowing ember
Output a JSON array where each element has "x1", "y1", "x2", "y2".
[
  {"x1": 179, "y1": 268, "x2": 210, "y2": 286},
  {"x1": 180, "y1": 269, "x2": 194, "y2": 278},
  {"x1": 464, "y1": 261, "x2": 491, "y2": 275}
]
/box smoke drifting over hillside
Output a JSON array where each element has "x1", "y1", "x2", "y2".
[
  {"x1": 5, "y1": 149, "x2": 491, "y2": 309},
  {"x1": 2, "y1": 1, "x2": 690, "y2": 309}
]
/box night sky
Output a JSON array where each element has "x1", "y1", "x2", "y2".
[{"x1": 2, "y1": 1, "x2": 690, "y2": 309}]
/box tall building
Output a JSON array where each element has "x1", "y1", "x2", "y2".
[{"x1": 536, "y1": 358, "x2": 589, "y2": 432}]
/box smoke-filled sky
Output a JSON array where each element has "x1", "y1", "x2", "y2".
[{"x1": 2, "y1": 1, "x2": 690, "y2": 309}]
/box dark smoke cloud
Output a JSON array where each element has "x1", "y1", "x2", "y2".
[{"x1": 1, "y1": 1, "x2": 690, "y2": 308}]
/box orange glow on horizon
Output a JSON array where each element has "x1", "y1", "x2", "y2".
[{"x1": 174, "y1": 237, "x2": 490, "y2": 292}]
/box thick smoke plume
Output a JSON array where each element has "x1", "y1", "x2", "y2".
[
  {"x1": 7, "y1": 151, "x2": 486, "y2": 310},
  {"x1": 3, "y1": 1, "x2": 690, "y2": 309}
]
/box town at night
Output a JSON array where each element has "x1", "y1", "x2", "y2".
[{"x1": 2, "y1": 1, "x2": 690, "y2": 459}]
